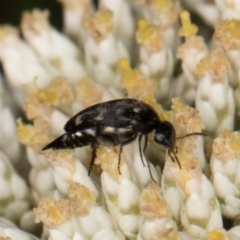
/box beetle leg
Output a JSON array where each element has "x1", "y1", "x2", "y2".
[
  {"x1": 139, "y1": 134, "x2": 156, "y2": 182},
  {"x1": 118, "y1": 144, "x2": 123, "y2": 174},
  {"x1": 88, "y1": 142, "x2": 98, "y2": 176},
  {"x1": 143, "y1": 135, "x2": 148, "y2": 152},
  {"x1": 145, "y1": 155, "x2": 156, "y2": 183},
  {"x1": 138, "y1": 135, "x2": 146, "y2": 167}
]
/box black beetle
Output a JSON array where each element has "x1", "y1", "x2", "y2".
[{"x1": 43, "y1": 98, "x2": 206, "y2": 181}]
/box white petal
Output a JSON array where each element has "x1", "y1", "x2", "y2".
[
  {"x1": 118, "y1": 179, "x2": 140, "y2": 211},
  {"x1": 185, "y1": 193, "x2": 210, "y2": 220}
]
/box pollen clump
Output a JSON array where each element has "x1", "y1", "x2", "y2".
[
  {"x1": 83, "y1": 8, "x2": 113, "y2": 43},
  {"x1": 45, "y1": 150, "x2": 76, "y2": 176},
  {"x1": 152, "y1": 0, "x2": 170, "y2": 10},
  {"x1": 214, "y1": 19, "x2": 240, "y2": 50},
  {"x1": 95, "y1": 8, "x2": 113, "y2": 26},
  {"x1": 16, "y1": 118, "x2": 49, "y2": 151},
  {"x1": 196, "y1": 49, "x2": 230, "y2": 83},
  {"x1": 143, "y1": 95, "x2": 170, "y2": 122},
  {"x1": 16, "y1": 118, "x2": 32, "y2": 141},
  {"x1": 139, "y1": 183, "x2": 170, "y2": 220},
  {"x1": 38, "y1": 77, "x2": 74, "y2": 108},
  {"x1": 68, "y1": 182, "x2": 96, "y2": 216},
  {"x1": 177, "y1": 35, "x2": 207, "y2": 60},
  {"x1": 178, "y1": 11, "x2": 198, "y2": 38},
  {"x1": 136, "y1": 20, "x2": 152, "y2": 42},
  {"x1": 119, "y1": 58, "x2": 156, "y2": 100},
  {"x1": 151, "y1": 0, "x2": 180, "y2": 29},
  {"x1": 171, "y1": 98, "x2": 205, "y2": 134},
  {"x1": 97, "y1": 146, "x2": 121, "y2": 182},
  {"x1": 34, "y1": 195, "x2": 71, "y2": 228},
  {"x1": 212, "y1": 129, "x2": 240, "y2": 162},
  {"x1": 23, "y1": 80, "x2": 52, "y2": 120},
  {"x1": 171, "y1": 153, "x2": 201, "y2": 190},
  {"x1": 76, "y1": 78, "x2": 104, "y2": 107},
  {"x1": 207, "y1": 230, "x2": 228, "y2": 240},
  {"x1": 136, "y1": 20, "x2": 163, "y2": 53}
]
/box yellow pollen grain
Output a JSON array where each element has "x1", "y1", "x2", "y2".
[
  {"x1": 48, "y1": 205, "x2": 63, "y2": 222},
  {"x1": 38, "y1": 77, "x2": 74, "y2": 107},
  {"x1": 136, "y1": 20, "x2": 163, "y2": 52},
  {"x1": 213, "y1": 129, "x2": 240, "y2": 161},
  {"x1": 169, "y1": 234, "x2": 181, "y2": 240},
  {"x1": 38, "y1": 89, "x2": 58, "y2": 105},
  {"x1": 83, "y1": 9, "x2": 112, "y2": 42},
  {"x1": 16, "y1": 119, "x2": 32, "y2": 141},
  {"x1": 119, "y1": 58, "x2": 139, "y2": 86},
  {"x1": 97, "y1": 146, "x2": 120, "y2": 181},
  {"x1": 143, "y1": 96, "x2": 164, "y2": 119},
  {"x1": 76, "y1": 78, "x2": 103, "y2": 107},
  {"x1": 207, "y1": 230, "x2": 227, "y2": 240},
  {"x1": 215, "y1": 129, "x2": 240, "y2": 160},
  {"x1": 140, "y1": 183, "x2": 169, "y2": 220},
  {"x1": 119, "y1": 58, "x2": 156, "y2": 99},
  {"x1": 95, "y1": 8, "x2": 113, "y2": 25},
  {"x1": 196, "y1": 49, "x2": 230, "y2": 83},
  {"x1": 181, "y1": 153, "x2": 200, "y2": 170},
  {"x1": 152, "y1": 0, "x2": 170, "y2": 10},
  {"x1": 229, "y1": 133, "x2": 240, "y2": 152},
  {"x1": 34, "y1": 196, "x2": 70, "y2": 227},
  {"x1": 228, "y1": 20, "x2": 240, "y2": 39},
  {"x1": 171, "y1": 98, "x2": 205, "y2": 133},
  {"x1": 137, "y1": 20, "x2": 152, "y2": 42},
  {"x1": 214, "y1": 19, "x2": 240, "y2": 50},
  {"x1": 68, "y1": 182, "x2": 95, "y2": 216},
  {"x1": 179, "y1": 11, "x2": 198, "y2": 37},
  {"x1": 160, "y1": 112, "x2": 170, "y2": 122},
  {"x1": 171, "y1": 153, "x2": 201, "y2": 190},
  {"x1": 17, "y1": 117, "x2": 50, "y2": 151},
  {"x1": 45, "y1": 149, "x2": 76, "y2": 175},
  {"x1": 177, "y1": 35, "x2": 207, "y2": 60}
]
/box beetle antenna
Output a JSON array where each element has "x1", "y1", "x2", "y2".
[
  {"x1": 138, "y1": 135, "x2": 145, "y2": 167},
  {"x1": 176, "y1": 132, "x2": 207, "y2": 140},
  {"x1": 168, "y1": 132, "x2": 207, "y2": 169}
]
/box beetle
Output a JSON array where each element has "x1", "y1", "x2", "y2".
[{"x1": 42, "y1": 98, "x2": 206, "y2": 182}]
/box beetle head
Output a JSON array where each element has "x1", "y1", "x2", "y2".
[{"x1": 154, "y1": 121, "x2": 176, "y2": 149}]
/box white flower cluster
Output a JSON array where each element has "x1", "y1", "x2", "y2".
[{"x1": 0, "y1": 0, "x2": 240, "y2": 239}]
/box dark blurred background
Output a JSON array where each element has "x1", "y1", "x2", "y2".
[{"x1": 0, "y1": 0, "x2": 63, "y2": 29}]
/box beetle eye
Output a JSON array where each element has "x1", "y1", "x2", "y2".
[
  {"x1": 154, "y1": 121, "x2": 176, "y2": 149},
  {"x1": 154, "y1": 132, "x2": 166, "y2": 145}
]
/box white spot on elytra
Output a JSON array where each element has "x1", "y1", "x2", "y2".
[
  {"x1": 103, "y1": 126, "x2": 116, "y2": 134},
  {"x1": 83, "y1": 128, "x2": 96, "y2": 136},
  {"x1": 75, "y1": 131, "x2": 82, "y2": 137},
  {"x1": 117, "y1": 126, "x2": 132, "y2": 133}
]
